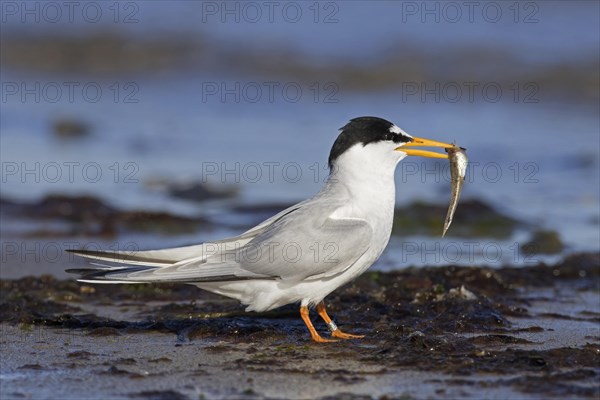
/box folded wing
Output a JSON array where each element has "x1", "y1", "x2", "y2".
[{"x1": 67, "y1": 197, "x2": 372, "y2": 284}]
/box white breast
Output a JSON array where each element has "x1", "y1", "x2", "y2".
[{"x1": 316, "y1": 142, "x2": 402, "y2": 284}]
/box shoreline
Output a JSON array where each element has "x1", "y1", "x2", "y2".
[{"x1": 1, "y1": 253, "x2": 598, "y2": 399}]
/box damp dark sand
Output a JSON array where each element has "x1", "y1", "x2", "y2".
[{"x1": 1, "y1": 253, "x2": 598, "y2": 399}]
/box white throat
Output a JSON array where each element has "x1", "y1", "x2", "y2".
[{"x1": 326, "y1": 142, "x2": 406, "y2": 216}]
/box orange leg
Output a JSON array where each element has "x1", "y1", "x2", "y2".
[
  {"x1": 316, "y1": 302, "x2": 365, "y2": 340},
  {"x1": 300, "y1": 306, "x2": 337, "y2": 343}
]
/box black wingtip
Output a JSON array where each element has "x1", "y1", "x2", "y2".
[
  {"x1": 65, "y1": 267, "x2": 123, "y2": 280},
  {"x1": 65, "y1": 249, "x2": 98, "y2": 256},
  {"x1": 65, "y1": 249, "x2": 99, "y2": 255}
]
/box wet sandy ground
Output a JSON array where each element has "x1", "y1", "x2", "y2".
[{"x1": 1, "y1": 253, "x2": 599, "y2": 399}]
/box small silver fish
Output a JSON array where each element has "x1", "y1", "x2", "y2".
[{"x1": 442, "y1": 146, "x2": 468, "y2": 237}]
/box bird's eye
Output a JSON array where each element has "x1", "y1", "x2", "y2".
[{"x1": 387, "y1": 133, "x2": 401, "y2": 143}]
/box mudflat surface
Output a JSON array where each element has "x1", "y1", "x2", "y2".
[{"x1": 1, "y1": 253, "x2": 599, "y2": 399}]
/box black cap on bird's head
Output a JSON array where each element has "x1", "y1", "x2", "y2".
[
  {"x1": 328, "y1": 117, "x2": 413, "y2": 168},
  {"x1": 328, "y1": 116, "x2": 460, "y2": 168}
]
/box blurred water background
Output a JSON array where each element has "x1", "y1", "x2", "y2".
[{"x1": 1, "y1": 1, "x2": 599, "y2": 276}]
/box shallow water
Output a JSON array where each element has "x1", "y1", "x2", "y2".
[
  {"x1": 1, "y1": 1, "x2": 599, "y2": 267},
  {"x1": 2, "y1": 73, "x2": 598, "y2": 260}
]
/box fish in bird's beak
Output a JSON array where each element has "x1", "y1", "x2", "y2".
[
  {"x1": 395, "y1": 137, "x2": 469, "y2": 237},
  {"x1": 395, "y1": 137, "x2": 458, "y2": 159},
  {"x1": 442, "y1": 146, "x2": 468, "y2": 237}
]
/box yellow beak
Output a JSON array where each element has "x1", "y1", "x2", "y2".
[{"x1": 395, "y1": 137, "x2": 458, "y2": 159}]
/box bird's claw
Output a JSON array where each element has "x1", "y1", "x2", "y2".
[
  {"x1": 331, "y1": 330, "x2": 364, "y2": 340},
  {"x1": 311, "y1": 335, "x2": 338, "y2": 343}
]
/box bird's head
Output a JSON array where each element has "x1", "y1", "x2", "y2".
[{"x1": 328, "y1": 116, "x2": 457, "y2": 170}]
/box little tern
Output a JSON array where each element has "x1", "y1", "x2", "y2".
[{"x1": 67, "y1": 116, "x2": 458, "y2": 342}]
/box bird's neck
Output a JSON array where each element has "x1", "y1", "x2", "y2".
[{"x1": 326, "y1": 157, "x2": 397, "y2": 217}]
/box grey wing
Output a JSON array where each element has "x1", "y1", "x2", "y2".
[
  {"x1": 112, "y1": 204, "x2": 373, "y2": 283},
  {"x1": 235, "y1": 215, "x2": 373, "y2": 280},
  {"x1": 164, "y1": 191, "x2": 374, "y2": 281},
  {"x1": 67, "y1": 202, "x2": 306, "y2": 266},
  {"x1": 67, "y1": 200, "x2": 326, "y2": 283}
]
